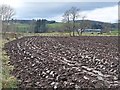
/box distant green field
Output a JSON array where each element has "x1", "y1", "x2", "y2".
[
  {"x1": 111, "y1": 30, "x2": 119, "y2": 34},
  {"x1": 15, "y1": 23, "x2": 30, "y2": 33},
  {"x1": 15, "y1": 23, "x2": 64, "y2": 33},
  {"x1": 11, "y1": 23, "x2": 119, "y2": 36},
  {"x1": 47, "y1": 23, "x2": 63, "y2": 28}
]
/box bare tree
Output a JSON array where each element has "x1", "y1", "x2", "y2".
[
  {"x1": 62, "y1": 10, "x2": 72, "y2": 36},
  {"x1": 103, "y1": 23, "x2": 112, "y2": 34},
  {"x1": 70, "y1": 7, "x2": 80, "y2": 36},
  {"x1": 0, "y1": 4, "x2": 15, "y2": 33},
  {"x1": 62, "y1": 7, "x2": 80, "y2": 36},
  {"x1": 79, "y1": 16, "x2": 91, "y2": 35},
  {"x1": 80, "y1": 16, "x2": 86, "y2": 35},
  {"x1": 63, "y1": 7, "x2": 91, "y2": 36}
]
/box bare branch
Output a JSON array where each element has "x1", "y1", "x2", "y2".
[{"x1": 0, "y1": 4, "x2": 15, "y2": 21}]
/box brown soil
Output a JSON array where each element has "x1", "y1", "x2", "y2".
[{"x1": 4, "y1": 36, "x2": 120, "y2": 89}]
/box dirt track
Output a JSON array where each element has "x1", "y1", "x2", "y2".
[{"x1": 4, "y1": 36, "x2": 120, "y2": 89}]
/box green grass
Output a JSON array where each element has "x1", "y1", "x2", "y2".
[
  {"x1": 47, "y1": 23, "x2": 63, "y2": 28},
  {"x1": 0, "y1": 39, "x2": 18, "y2": 88},
  {"x1": 15, "y1": 23, "x2": 30, "y2": 33},
  {"x1": 111, "y1": 30, "x2": 119, "y2": 35},
  {"x1": 16, "y1": 23, "x2": 29, "y2": 28},
  {"x1": 15, "y1": 23, "x2": 64, "y2": 33}
]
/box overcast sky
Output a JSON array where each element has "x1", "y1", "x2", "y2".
[{"x1": 0, "y1": 0, "x2": 119, "y2": 23}]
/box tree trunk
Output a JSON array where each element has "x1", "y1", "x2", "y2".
[
  {"x1": 73, "y1": 29, "x2": 75, "y2": 37},
  {"x1": 76, "y1": 29, "x2": 80, "y2": 36},
  {"x1": 69, "y1": 32, "x2": 71, "y2": 36},
  {"x1": 73, "y1": 21, "x2": 75, "y2": 37},
  {"x1": 80, "y1": 29, "x2": 84, "y2": 35}
]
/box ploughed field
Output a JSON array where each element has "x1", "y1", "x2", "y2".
[{"x1": 4, "y1": 36, "x2": 120, "y2": 88}]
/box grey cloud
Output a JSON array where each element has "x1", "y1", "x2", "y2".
[{"x1": 14, "y1": 2, "x2": 117, "y2": 20}]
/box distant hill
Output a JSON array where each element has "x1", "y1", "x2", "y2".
[
  {"x1": 76, "y1": 20, "x2": 118, "y2": 30},
  {"x1": 9, "y1": 19, "x2": 118, "y2": 30}
]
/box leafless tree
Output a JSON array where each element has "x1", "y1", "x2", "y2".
[
  {"x1": 63, "y1": 7, "x2": 80, "y2": 36},
  {"x1": 70, "y1": 7, "x2": 80, "y2": 36},
  {"x1": 79, "y1": 16, "x2": 91, "y2": 35},
  {"x1": 0, "y1": 4, "x2": 15, "y2": 33},
  {"x1": 103, "y1": 23, "x2": 112, "y2": 34},
  {"x1": 62, "y1": 10, "x2": 72, "y2": 36}
]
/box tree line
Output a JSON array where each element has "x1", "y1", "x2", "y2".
[{"x1": 34, "y1": 19, "x2": 47, "y2": 33}]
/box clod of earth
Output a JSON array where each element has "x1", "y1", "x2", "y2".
[{"x1": 4, "y1": 36, "x2": 120, "y2": 88}]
